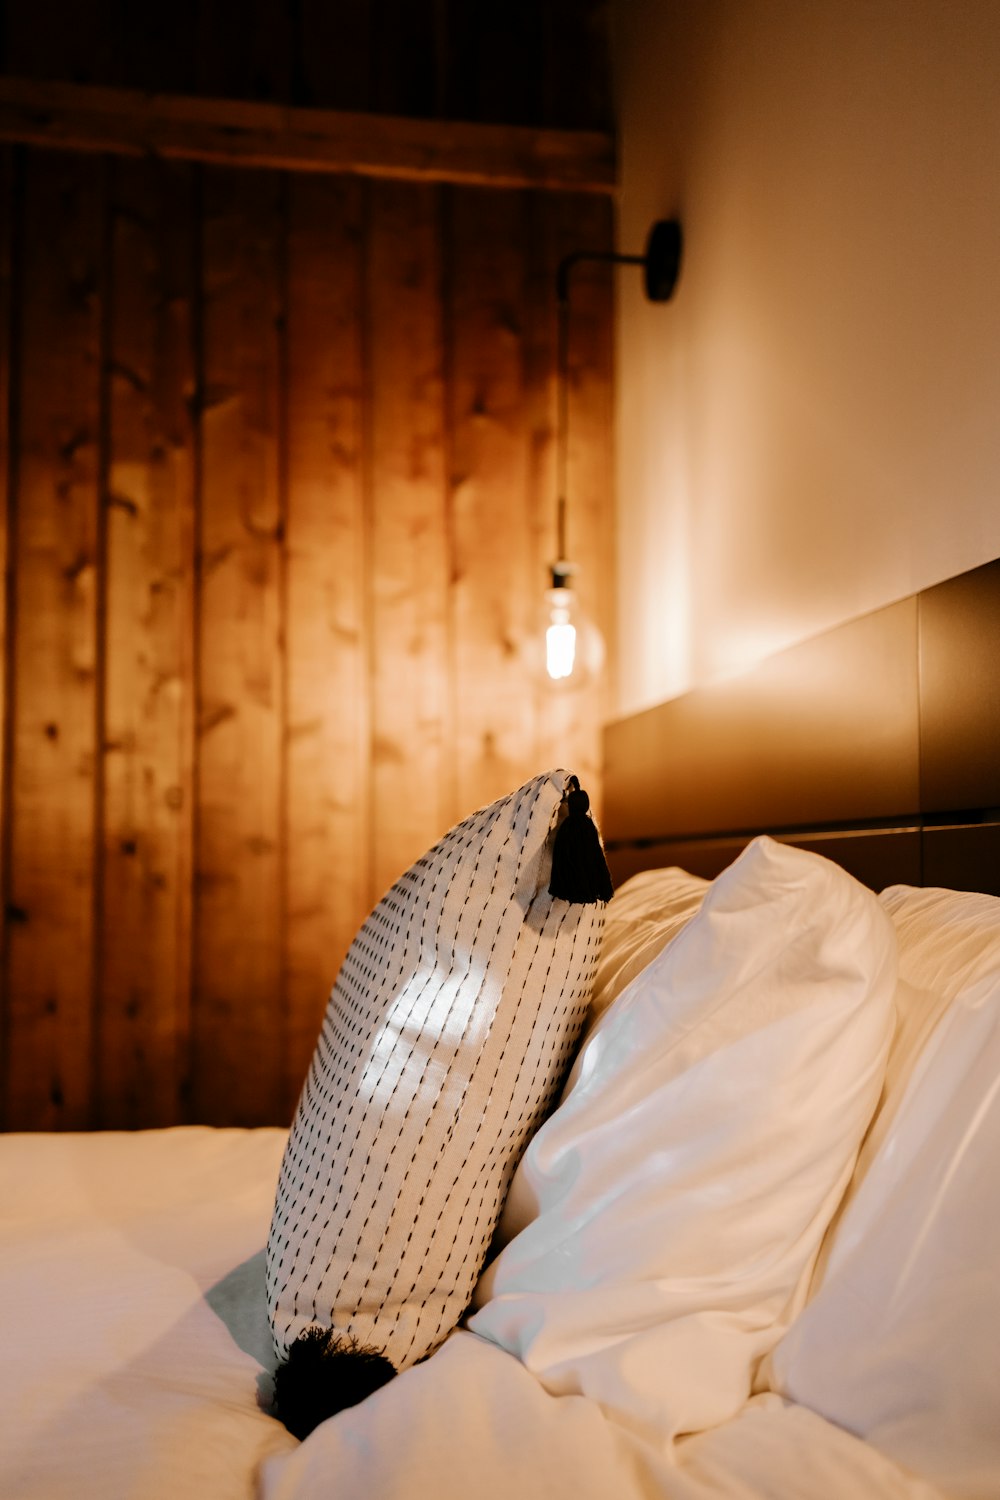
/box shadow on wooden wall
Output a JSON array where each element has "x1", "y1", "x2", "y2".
[{"x1": 0, "y1": 2, "x2": 615, "y2": 1130}]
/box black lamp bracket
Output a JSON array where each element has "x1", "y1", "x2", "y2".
[
  {"x1": 555, "y1": 218, "x2": 683, "y2": 307},
  {"x1": 553, "y1": 219, "x2": 682, "y2": 564}
]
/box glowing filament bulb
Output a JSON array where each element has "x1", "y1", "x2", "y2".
[
  {"x1": 527, "y1": 567, "x2": 603, "y2": 692},
  {"x1": 546, "y1": 594, "x2": 577, "y2": 680}
]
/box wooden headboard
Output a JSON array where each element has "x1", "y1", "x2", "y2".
[{"x1": 602, "y1": 559, "x2": 1000, "y2": 897}]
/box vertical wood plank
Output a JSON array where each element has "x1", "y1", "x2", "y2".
[
  {"x1": 443, "y1": 3, "x2": 543, "y2": 125},
  {"x1": 3, "y1": 148, "x2": 103, "y2": 1130},
  {"x1": 370, "y1": 0, "x2": 443, "y2": 118},
  {"x1": 282, "y1": 173, "x2": 368, "y2": 1116},
  {"x1": 99, "y1": 156, "x2": 197, "y2": 1128},
  {"x1": 557, "y1": 192, "x2": 615, "y2": 805},
  {"x1": 107, "y1": 0, "x2": 200, "y2": 95},
  {"x1": 295, "y1": 0, "x2": 374, "y2": 110},
  {"x1": 528, "y1": 191, "x2": 615, "y2": 808},
  {"x1": 542, "y1": 0, "x2": 614, "y2": 129},
  {"x1": 445, "y1": 185, "x2": 536, "y2": 811},
  {"x1": 195, "y1": 164, "x2": 285, "y2": 1125},
  {"x1": 195, "y1": 0, "x2": 295, "y2": 103},
  {"x1": 0, "y1": 0, "x2": 117, "y2": 85},
  {"x1": 522, "y1": 188, "x2": 566, "y2": 770},
  {"x1": 0, "y1": 146, "x2": 13, "y2": 1127},
  {"x1": 366, "y1": 179, "x2": 452, "y2": 897}
]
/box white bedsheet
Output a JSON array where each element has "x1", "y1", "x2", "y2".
[
  {"x1": 1, "y1": 1128, "x2": 297, "y2": 1500},
  {"x1": 261, "y1": 1329, "x2": 944, "y2": 1500},
  {"x1": 1, "y1": 1128, "x2": 944, "y2": 1500}
]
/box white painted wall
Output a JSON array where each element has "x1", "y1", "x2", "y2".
[{"x1": 614, "y1": 0, "x2": 1000, "y2": 715}]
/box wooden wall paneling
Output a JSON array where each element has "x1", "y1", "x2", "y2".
[
  {"x1": 366, "y1": 179, "x2": 453, "y2": 898},
  {"x1": 443, "y1": 4, "x2": 544, "y2": 126},
  {"x1": 0, "y1": 0, "x2": 117, "y2": 85},
  {"x1": 562, "y1": 192, "x2": 615, "y2": 799},
  {"x1": 99, "y1": 156, "x2": 197, "y2": 1128},
  {"x1": 282, "y1": 172, "x2": 368, "y2": 1115},
  {"x1": 195, "y1": 0, "x2": 295, "y2": 104},
  {"x1": 0, "y1": 78, "x2": 617, "y2": 196},
  {"x1": 0, "y1": 1, "x2": 617, "y2": 128},
  {"x1": 195, "y1": 165, "x2": 285, "y2": 1125},
  {"x1": 0, "y1": 146, "x2": 12, "y2": 1124},
  {"x1": 3, "y1": 148, "x2": 103, "y2": 1129},
  {"x1": 105, "y1": 0, "x2": 199, "y2": 97},
  {"x1": 541, "y1": 0, "x2": 614, "y2": 129},
  {"x1": 522, "y1": 189, "x2": 568, "y2": 780},
  {"x1": 295, "y1": 0, "x2": 374, "y2": 111},
  {"x1": 369, "y1": 0, "x2": 444, "y2": 118},
  {"x1": 533, "y1": 192, "x2": 614, "y2": 808},
  {"x1": 445, "y1": 185, "x2": 536, "y2": 813}
]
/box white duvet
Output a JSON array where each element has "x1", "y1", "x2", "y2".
[
  {"x1": 262, "y1": 1329, "x2": 944, "y2": 1500},
  {"x1": 6, "y1": 862, "x2": 999, "y2": 1500},
  {"x1": 1, "y1": 1127, "x2": 942, "y2": 1500}
]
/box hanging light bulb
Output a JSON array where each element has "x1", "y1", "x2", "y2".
[
  {"x1": 528, "y1": 219, "x2": 682, "y2": 696},
  {"x1": 532, "y1": 559, "x2": 605, "y2": 692},
  {"x1": 545, "y1": 581, "x2": 577, "y2": 681},
  {"x1": 527, "y1": 246, "x2": 608, "y2": 696}
]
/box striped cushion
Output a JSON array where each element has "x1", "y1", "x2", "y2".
[{"x1": 266, "y1": 769, "x2": 606, "y2": 1375}]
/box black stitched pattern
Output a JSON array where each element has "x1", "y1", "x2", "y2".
[{"x1": 265, "y1": 770, "x2": 606, "y2": 1370}]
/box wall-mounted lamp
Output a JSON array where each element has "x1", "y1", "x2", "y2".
[{"x1": 535, "y1": 218, "x2": 683, "y2": 691}]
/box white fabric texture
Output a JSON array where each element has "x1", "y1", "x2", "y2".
[
  {"x1": 267, "y1": 769, "x2": 605, "y2": 1371},
  {"x1": 469, "y1": 836, "x2": 897, "y2": 1446},
  {"x1": 587, "y1": 864, "x2": 708, "y2": 1028},
  {"x1": 0, "y1": 1127, "x2": 944, "y2": 1500},
  {"x1": 859, "y1": 884, "x2": 1000, "y2": 1187},
  {"x1": 259, "y1": 1330, "x2": 944, "y2": 1500},
  {"x1": 0, "y1": 1128, "x2": 296, "y2": 1500},
  {"x1": 766, "y1": 886, "x2": 1000, "y2": 1500}
]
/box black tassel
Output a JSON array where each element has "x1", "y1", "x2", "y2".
[
  {"x1": 548, "y1": 776, "x2": 614, "y2": 905},
  {"x1": 272, "y1": 1327, "x2": 397, "y2": 1440}
]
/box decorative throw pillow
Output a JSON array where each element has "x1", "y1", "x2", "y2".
[
  {"x1": 266, "y1": 769, "x2": 610, "y2": 1437},
  {"x1": 469, "y1": 837, "x2": 897, "y2": 1447}
]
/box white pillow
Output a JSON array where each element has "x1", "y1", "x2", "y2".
[
  {"x1": 266, "y1": 771, "x2": 607, "y2": 1392},
  {"x1": 469, "y1": 837, "x2": 897, "y2": 1446},
  {"x1": 587, "y1": 865, "x2": 708, "y2": 1027},
  {"x1": 803, "y1": 883, "x2": 1000, "y2": 1260},
  {"x1": 767, "y1": 886, "x2": 1000, "y2": 1499}
]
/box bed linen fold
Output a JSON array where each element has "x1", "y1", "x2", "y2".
[
  {"x1": 0, "y1": 1122, "x2": 954, "y2": 1500},
  {"x1": 259, "y1": 1329, "x2": 945, "y2": 1500}
]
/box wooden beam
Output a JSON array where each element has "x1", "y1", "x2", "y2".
[{"x1": 0, "y1": 76, "x2": 616, "y2": 193}]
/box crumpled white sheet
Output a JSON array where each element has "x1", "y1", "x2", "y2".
[{"x1": 259, "y1": 1328, "x2": 945, "y2": 1500}]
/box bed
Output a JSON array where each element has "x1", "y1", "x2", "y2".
[{"x1": 3, "y1": 559, "x2": 999, "y2": 1500}]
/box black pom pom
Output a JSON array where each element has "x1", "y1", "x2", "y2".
[
  {"x1": 548, "y1": 776, "x2": 614, "y2": 905},
  {"x1": 272, "y1": 1327, "x2": 397, "y2": 1440}
]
